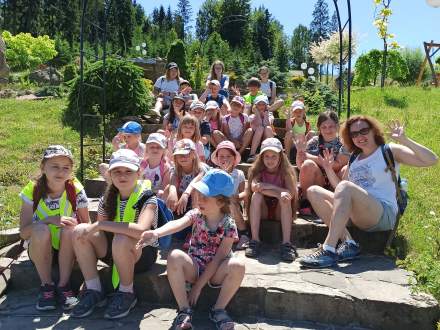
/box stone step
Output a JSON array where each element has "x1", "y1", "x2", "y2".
[
  {"x1": 8, "y1": 247, "x2": 439, "y2": 330},
  {"x1": 0, "y1": 228, "x2": 20, "y2": 249},
  {"x1": 84, "y1": 177, "x2": 107, "y2": 198}
]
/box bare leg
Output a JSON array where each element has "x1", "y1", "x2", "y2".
[
  {"x1": 299, "y1": 160, "x2": 326, "y2": 200},
  {"x1": 166, "y1": 249, "x2": 198, "y2": 310},
  {"x1": 277, "y1": 198, "x2": 293, "y2": 244},
  {"x1": 58, "y1": 227, "x2": 76, "y2": 287},
  {"x1": 250, "y1": 127, "x2": 264, "y2": 156},
  {"x1": 263, "y1": 126, "x2": 274, "y2": 139},
  {"x1": 112, "y1": 234, "x2": 142, "y2": 287},
  {"x1": 29, "y1": 223, "x2": 53, "y2": 285},
  {"x1": 269, "y1": 99, "x2": 284, "y2": 113},
  {"x1": 231, "y1": 200, "x2": 246, "y2": 231},
  {"x1": 209, "y1": 258, "x2": 245, "y2": 309},
  {"x1": 239, "y1": 128, "x2": 253, "y2": 154},
  {"x1": 249, "y1": 192, "x2": 268, "y2": 241},
  {"x1": 212, "y1": 130, "x2": 226, "y2": 147},
  {"x1": 153, "y1": 98, "x2": 164, "y2": 117},
  {"x1": 284, "y1": 131, "x2": 293, "y2": 157}
]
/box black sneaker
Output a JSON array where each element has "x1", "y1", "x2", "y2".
[
  {"x1": 245, "y1": 240, "x2": 261, "y2": 258},
  {"x1": 280, "y1": 242, "x2": 298, "y2": 262},
  {"x1": 71, "y1": 289, "x2": 107, "y2": 318},
  {"x1": 104, "y1": 291, "x2": 137, "y2": 319},
  {"x1": 57, "y1": 284, "x2": 78, "y2": 310},
  {"x1": 36, "y1": 284, "x2": 57, "y2": 311}
]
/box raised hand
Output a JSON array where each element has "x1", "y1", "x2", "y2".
[
  {"x1": 318, "y1": 148, "x2": 334, "y2": 170},
  {"x1": 294, "y1": 135, "x2": 307, "y2": 153},
  {"x1": 387, "y1": 120, "x2": 406, "y2": 143},
  {"x1": 230, "y1": 85, "x2": 241, "y2": 96}
]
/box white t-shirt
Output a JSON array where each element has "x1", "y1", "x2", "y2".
[
  {"x1": 348, "y1": 146, "x2": 399, "y2": 215},
  {"x1": 142, "y1": 163, "x2": 162, "y2": 191},
  {"x1": 222, "y1": 114, "x2": 249, "y2": 140},
  {"x1": 230, "y1": 168, "x2": 245, "y2": 195},
  {"x1": 260, "y1": 80, "x2": 275, "y2": 99},
  {"x1": 154, "y1": 76, "x2": 180, "y2": 94}
]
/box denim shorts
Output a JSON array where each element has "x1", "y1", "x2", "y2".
[{"x1": 365, "y1": 200, "x2": 397, "y2": 232}]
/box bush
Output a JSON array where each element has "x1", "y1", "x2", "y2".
[
  {"x1": 35, "y1": 85, "x2": 66, "y2": 98},
  {"x1": 290, "y1": 75, "x2": 305, "y2": 89},
  {"x1": 243, "y1": 59, "x2": 288, "y2": 90},
  {"x1": 48, "y1": 37, "x2": 73, "y2": 68},
  {"x1": 63, "y1": 64, "x2": 78, "y2": 82},
  {"x1": 299, "y1": 78, "x2": 338, "y2": 114},
  {"x1": 399, "y1": 48, "x2": 429, "y2": 85},
  {"x1": 167, "y1": 39, "x2": 189, "y2": 79},
  {"x1": 63, "y1": 58, "x2": 154, "y2": 134}
]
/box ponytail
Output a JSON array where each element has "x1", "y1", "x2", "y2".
[
  {"x1": 32, "y1": 174, "x2": 49, "y2": 213},
  {"x1": 103, "y1": 183, "x2": 119, "y2": 221}
]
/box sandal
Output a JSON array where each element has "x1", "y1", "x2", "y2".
[
  {"x1": 173, "y1": 308, "x2": 193, "y2": 330},
  {"x1": 209, "y1": 308, "x2": 235, "y2": 330}
]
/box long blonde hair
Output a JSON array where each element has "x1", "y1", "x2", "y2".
[
  {"x1": 176, "y1": 115, "x2": 201, "y2": 143},
  {"x1": 173, "y1": 149, "x2": 203, "y2": 189}
]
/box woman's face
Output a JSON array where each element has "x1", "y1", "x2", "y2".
[
  {"x1": 216, "y1": 148, "x2": 235, "y2": 171},
  {"x1": 42, "y1": 156, "x2": 73, "y2": 187},
  {"x1": 319, "y1": 119, "x2": 338, "y2": 141},
  {"x1": 181, "y1": 122, "x2": 196, "y2": 138},
  {"x1": 110, "y1": 167, "x2": 139, "y2": 191},
  {"x1": 169, "y1": 68, "x2": 178, "y2": 79},
  {"x1": 349, "y1": 120, "x2": 375, "y2": 150},
  {"x1": 259, "y1": 70, "x2": 269, "y2": 80},
  {"x1": 263, "y1": 150, "x2": 280, "y2": 171}
]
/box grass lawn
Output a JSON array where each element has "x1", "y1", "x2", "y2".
[{"x1": 0, "y1": 87, "x2": 439, "y2": 302}]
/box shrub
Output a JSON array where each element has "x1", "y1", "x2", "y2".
[
  {"x1": 167, "y1": 39, "x2": 189, "y2": 79},
  {"x1": 63, "y1": 64, "x2": 78, "y2": 82},
  {"x1": 299, "y1": 78, "x2": 337, "y2": 114},
  {"x1": 48, "y1": 37, "x2": 73, "y2": 68},
  {"x1": 290, "y1": 75, "x2": 305, "y2": 88},
  {"x1": 63, "y1": 58, "x2": 154, "y2": 134},
  {"x1": 35, "y1": 85, "x2": 66, "y2": 98}
]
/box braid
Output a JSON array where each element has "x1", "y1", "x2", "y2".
[
  {"x1": 103, "y1": 183, "x2": 119, "y2": 221},
  {"x1": 32, "y1": 174, "x2": 49, "y2": 212}
]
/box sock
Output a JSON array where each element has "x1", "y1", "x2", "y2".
[
  {"x1": 345, "y1": 239, "x2": 357, "y2": 246},
  {"x1": 322, "y1": 244, "x2": 336, "y2": 254},
  {"x1": 85, "y1": 277, "x2": 102, "y2": 292},
  {"x1": 119, "y1": 283, "x2": 134, "y2": 294}
]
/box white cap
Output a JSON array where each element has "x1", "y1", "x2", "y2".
[
  {"x1": 108, "y1": 149, "x2": 140, "y2": 171},
  {"x1": 173, "y1": 138, "x2": 196, "y2": 156},
  {"x1": 254, "y1": 94, "x2": 269, "y2": 105},
  {"x1": 146, "y1": 133, "x2": 167, "y2": 149},
  {"x1": 206, "y1": 100, "x2": 220, "y2": 110},
  {"x1": 291, "y1": 100, "x2": 305, "y2": 111},
  {"x1": 260, "y1": 138, "x2": 283, "y2": 154}
]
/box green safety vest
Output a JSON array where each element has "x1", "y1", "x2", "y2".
[
  {"x1": 21, "y1": 178, "x2": 84, "y2": 250},
  {"x1": 111, "y1": 180, "x2": 151, "y2": 288}
]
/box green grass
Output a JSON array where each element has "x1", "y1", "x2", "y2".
[{"x1": 0, "y1": 87, "x2": 439, "y2": 302}]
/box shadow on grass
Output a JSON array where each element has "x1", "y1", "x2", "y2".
[{"x1": 384, "y1": 94, "x2": 409, "y2": 109}]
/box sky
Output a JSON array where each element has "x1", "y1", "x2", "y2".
[{"x1": 137, "y1": 0, "x2": 440, "y2": 57}]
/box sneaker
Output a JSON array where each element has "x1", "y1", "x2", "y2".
[
  {"x1": 235, "y1": 234, "x2": 250, "y2": 250},
  {"x1": 299, "y1": 245, "x2": 338, "y2": 268},
  {"x1": 246, "y1": 155, "x2": 256, "y2": 163},
  {"x1": 57, "y1": 284, "x2": 78, "y2": 310},
  {"x1": 280, "y1": 242, "x2": 298, "y2": 262},
  {"x1": 245, "y1": 240, "x2": 261, "y2": 258},
  {"x1": 71, "y1": 289, "x2": 107, "y2": 318},
  {"x1": 104, "y1": 291, "x2": 137, "y2": 319},
  {"x1": 337, "y1": 241, "x2": 361, "y2": 261},
  {"x1": 36, "y1": 284, "x2": 57, "y2": 311}
]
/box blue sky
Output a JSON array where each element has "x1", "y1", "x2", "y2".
[{"x1": 137, "y1": 0, "x2": 439, "y2": 56}]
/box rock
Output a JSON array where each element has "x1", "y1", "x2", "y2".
[
  {"x1": 0, "y1": 34, "x2": 9, "y2": 84},
  {"x1": 0, "y1": 257, "x2": 12, "y2": 296},
  {"x1": 0, "y1": 89, "x2": 17, "y2": 99},
  {"x1": 28, "y1": 67, "x2": 62, "y2": 86},
  {"x1": 0, "y1": 228, "x2": 20, "y2": 249}
]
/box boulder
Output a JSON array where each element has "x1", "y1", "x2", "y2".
[
  {"x1": 0, "y1": 34, "x2": 9, "y2": 84},
  {"x1": 28, "y1": 66, "x2": 62, "y2": 85}
]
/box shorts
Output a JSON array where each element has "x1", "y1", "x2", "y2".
[
  {"x1": 264, "y1": 196, "x2": 278, "y2": 220},
  {"x1": 102, "y1": 232, "x2": 158, "y2": 274},
  {"x1": 365, "y1": 200, "x2": 397, "y2": 232}
]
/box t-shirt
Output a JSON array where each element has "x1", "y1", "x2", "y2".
[
  {"x1": 222, "y1": 114, "x2": 249, "y2": 140},
  {"x1": 171, "y1": 163, "x2": 210, "y2": 194},
  {"x1": 243, "y1": 91, "x2": 264, "y2": 105},
  {"x1": 200, "y1": 121, "x2": 211, "y2": 137},
  {"x1": 260, "y1": 80, "x2": 275, "y2": 100},
  {"x1": 306, "y1": 136, "x2": 349, "y2": 158},
  {"x1": 141, "y1": 160, "x2": 168, "y2": 191},
  {"x1": 163, "y1": 113, "x2": 180, "y2": 132},
  {"x1": 206, "y1": 94, "x2": 225, "y2": 108},
  {"x1": 154, "y1": 76, "x2": 180, "y2": 95},
  {"x1": 186, "y1": 209, "x2": 238, "y2": 271},
  {"x1": 292, "y1": 121, "x2": 307, "y2": 135},
  {"x1": 121, "y1": 143, "x2": 145, "y2": 160},
  {"x1": 20, "y1": 188, "x2": 89, "y2": 222},
  {"x1": 230, "y1": 168, "x2": 245, "y2": 195}
]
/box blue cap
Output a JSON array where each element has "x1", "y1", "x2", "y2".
[
  {"x1": 118, "y1": 121, "x2": 142, "y2": 134},
  {"x1": 192, "y1": 169, "x2": 234, "y2": 197}
]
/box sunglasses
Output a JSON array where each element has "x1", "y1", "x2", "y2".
[{"x1": 349, "y1": 127, "x2": 371, "y2": 138}]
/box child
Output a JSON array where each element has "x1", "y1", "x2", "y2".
[
  {"x1": 245, "y1": 138, "x2": 298, "y2": 262},
  {"x1": 246, "y1": 95, "x2": 275, "y2": 163},
  {"x1": 140, "y1": 133, "x2": 171, "y2": 198},
  {"x1": 284, "y1": 100, "x2": 314, "y2": 163},
  {"x1": 207, "y1": 60, "x2": 230, "y2": 98},
  {"x1": 72, "y1": 149, "x2": 158, "y2": 319},
  {"x1": 220, "y1": 96, "x2": 253, "y2": 156},
  {"x1": 19, "y1": 145, "x2": 89, "y2": 311},
  {"x1": 211, "y1": 141, "x2": 250, "y2": 249},
  {"x1": 163, "y1": 94, "x2": 187, "y2": 138},
  {"x1": 165, "y1": 139, "x2": 210, "y2": 216},
  {"x1": 242, "y1": 77, "x2": 264, "y2": 115},
  {"x1": 168, "y1": 115, "x2": 206, "y2": 162},
  {"x1": 179, "y1": 80, "x2": 198, "y2": 110},
  {"x1": 152, "y1": 62, "x2": 183, "y2": 119},
  {"x1": 258, "y1": 66, "x2": 284, "y2": 117},
  {"x1": 205, "y1": 100, "x2": 224, "y2": 149},
  {"x1": 189, "y1": 101, "x2": 211, "y2": 160},
  {"x1": 136, "y1": 169, "x2": 245, "y2": 330},
  {"x1": 199, "y1": 80, "x2": 231, "y2": 116}
]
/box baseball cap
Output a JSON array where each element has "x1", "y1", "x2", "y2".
[
  {"x1": 192, "y1": 169, "x2": 234, "y2": 197},
  {"x1": 43, "y1": 145, "x2": 73, "y2": 161},
  {"x1": 254, "y1": 95, "x2": 269, "y2": 105},
  {"x1": 230, "y1": 95, "x2": 245, "y2": 107},
  {"x1": 211, "y1": 140, "x2": 241, "y2": 167},
  {"x1": 260, "y1": 137, "x2": 283, "y2": 154},
  {"x1": 190, "y1": 101, "x2": 206, "y2": 111},
  {"x1": 173, "y1": 138, "x2": 196, "y2": 156},
  {"x1": 208, "y1": 79, "x2": 221, "y2": 87},
  {"x1": 291, "y1": 100, "x2": 305, "y2": 111},
  {"x1": 167, "y1": 62, "x2": 178, "y2": 70},
  {"x1": 173, "y1": 94, "x2": 185, "y2": 102},
  {"x1": 118, "y1": 121, "x2": 142, "y2": 134},
  {"x1": 179, "y1": 79, "x2": 190, "y2": 86},
  {"x1": 146, "y1": 133, "x2": 167, "y2": 149},
  {"x1": 108, "y1": 149, "x2": 140, "y2": 171},
  {"x1": 206, "y1": 100, "x2": 220, "y2": 110}
]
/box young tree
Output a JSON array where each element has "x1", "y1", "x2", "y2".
[
  {"x1": 275, "y1": 35, "x2": 289, "y2": 72},
  {"x1": 290, "y1": 24, "x2": 311, "y2": 69},
  {"x1": 167, "y1": 39, "x2": 189, "y2": 79},
  {"x1": 176, "y1": 0, "x2": 193, "y2": 38},
  {"x1": 310, "y1": 0, "x2": 331, "y2": 43},
  {"x1": 195, "y1": 0, "x2": 220, "y2": 42}
]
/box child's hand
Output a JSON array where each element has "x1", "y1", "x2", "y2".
[
  {"x1": 254, "y1": 183, "x2": 263, "y2": 192},
  {"x1": 60, "y1": 216, "x2": 78, "y2": 227},
  {"x1": 318, "y1": 149, "x2": 334, "y2": 170},
  {"x1": 75, "y1": 222, "x2": 98, "y2": 240},
  {"x1": 136, "y1": 230, "x2": 158, "y2": 250},
  {"x1": 176, "y1": 193, "x2": 190, "y2": 215},
  {"x1": 387, "y1": 120, "x2": 406, "y2": 143},
  {"x1": 294, "y1": 135, "x2": 307, "y2": 152},
  {"x1": 280, "y1": 191, "x2": 292, "y2": 202},
  {"x1": 166, "y1": 194, "x2": 178, "y2": 212},
  {"x1": 230, "y1": 85, "x2": 240, "y2": 96},
  {"x1": 188, "y1": 285, "x2": 202, "y2": 306}
]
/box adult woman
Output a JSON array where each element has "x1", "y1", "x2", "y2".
[
  {"x1": 152, "y1": 62, "x2": 182, "y2": 119},
  {"x1": 207, "y1": 60, "x2": 230, "y2": 98},
  {"x1": 300, "y1": 116, "x2": 438, "y2": 268}
]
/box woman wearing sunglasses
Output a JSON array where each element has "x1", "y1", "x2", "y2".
[{"x1": 299, "y1": 115, "x2": 438, "y2": 268}]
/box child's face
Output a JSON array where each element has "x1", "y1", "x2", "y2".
[
  {"x1": 209, "y1": 84, "x2": 220, "y2": 94},
  {"x1": 230, "y1": 103, "x2": 242, "y2": 116},
  {"x1": 293, "y1": 109, "x2": 304, "y2": 120},
  {"x1": 173, "y1": 99, "x2": 185, "y2": 111},
  {"x1": 175, "y1": 152, "x2": 194, "y2": 168},
  {"x1": 256, "y1": 102, "x2": 267, "y2": 113},
  {"x1": 319, "y1": 119, "x2": 338, "y2": 141},
  {"x1": 216, "y1": 148, "x2": 235, "y2": 171},
  {"x1": 181, "y1": 122, "x2": 196, "y2": 138},
  {"x1": 214, "y1": 64, "x2": 223, "y2": 75},
  {"x1": 122, "y1": 133, "x2": 139, "y2": 148},
  {"x1": 248, "y1": 85, "x2": 259, "y2": 94},
  {"x1": 263, "y1": 150, "x2": 281, "y2": 170},
  {"x1": 190, "y1": 108, "x2": 204, "y2": 121},
  {"x1": 146, "y1": 143, "x2": 164, "y2": 158},
  {"x1": 42, "y1": 156, "x2": 73, "y2": 186},
  {"x1": 179, "y1": 83, "x2": 190, "y2": 92},
  {"x1": 109, "y1": 167, "x2": 139, "y2": 191},
  {"x1": 207, "y1": 107, "x2": 219, "y2": 119},
  {"x1": 197, "y1": 192, "x2": 223, "y2": 216}
]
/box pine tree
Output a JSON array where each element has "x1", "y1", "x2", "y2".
[
  {"x1": 290, "y1": 24, "x2": 311, "y2": 69},
  {"x1": 275, "y1": 36, "x2": 289, "y2": 72},
  {"x1": 310, "y1": 0, "x2": 331, "y2": 42},
  {"x1": 167, "y1": 39, "x2": 189, "y2": 78},
  {"x1": 176, "y1": 0, "x2": 192, "y2": 37},
  {"x1": 251, "y1": 6, "x2": 274, "y2": 60},
  {"x1": 195, "y1": 0, "x2": 220, "y2": 42},
  {"x1": 330, "y1": 10, "x2": 338, "y2": 33}
]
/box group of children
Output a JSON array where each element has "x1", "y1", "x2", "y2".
[{"x1": 19, "y1": 60, "x2": 354, "y2": 330}]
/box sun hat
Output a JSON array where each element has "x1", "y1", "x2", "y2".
[
  {"x1": 108, "y1": 149, "x2": 140, "y2": 171},
  {"x1": 254, "y1": 94, "x2": 269, "y2": 105},
  {"x1": 230, "y1": 95, "x2": 245, "y2": 107},
  {"x1": 211, "y1": 141, "x2": 241, "y2": 167},
  {"x1": 206, "y1": 100, "x2": 220, "y2": 110},
  {"x1": 43, "y1": 145, "x2": 73, "y2": 161},
  {"x1": 118, "y1": 121, "x2": 142, "y2": 134},
  {"x1": 173, "y1": 138, "x2": 196, "y2": 156},
  {"x1": 260, "y1": 137, "x2": 283, "y2": 154},
  {"x1": 291, "y1": 100, "x2": 305, "y2": 111},
  {"x1": 190, "y1": 101, "x2": 206, "y2": 111},
  {"x1": 192, "y1": 169, "x2": 234, "y2": 197},
  {"x1": 146, "y1": 133, "x2": 167, "y2": 149},
  {"x1": 167, "y1": 62, "x2": 178, "y2": 70},
  {"x1": 208, "y1": 79, "x2": 221, "y2": 87}
]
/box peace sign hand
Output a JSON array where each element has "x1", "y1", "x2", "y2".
[
  {"x1": 387, "y1": 120, "x2": 406, "y2": 143},
  {"x1": 230, "y1": 85, "x2": 241, "y2": 96}
]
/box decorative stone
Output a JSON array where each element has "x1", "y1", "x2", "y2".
[
  {"x1": 28, "y1": 66, "x2": 62, "y2": 85},
  {"x1": 0, "y1": 34, "x2": 9, "y2": 84}
]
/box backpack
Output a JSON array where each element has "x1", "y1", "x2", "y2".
[
  {"x1": 225, "y1": 113, "x2": 245, "y2": 126},
  {"x1": 133, "y1": 189, "x2": 174, "y2": 249},
  {"x1": 348, "y1": 144, "x2": 408, "y2": 216}
]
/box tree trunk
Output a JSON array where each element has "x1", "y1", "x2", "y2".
[
  {"x1": 381, "y1": 40, "x2": 388, "y2": 88},
  {"x1": 326, "y1": 61, "x2": 329, "y2": 84}
]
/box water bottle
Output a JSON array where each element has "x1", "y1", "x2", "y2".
[{"x1": 400, "y1": 178, "x2": 408, "y2": 192}]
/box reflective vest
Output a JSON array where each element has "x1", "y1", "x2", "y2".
[
  {"x1": 21, "y1": 178, "x2": 84, "y2": 250},
  {"x1": 112, "y1": 180, "x2": 151, "y2": 288}
]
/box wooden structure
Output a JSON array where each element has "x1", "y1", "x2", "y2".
[{"x1": 417, "y1": 41, "x2": 440, "y2": 87}]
